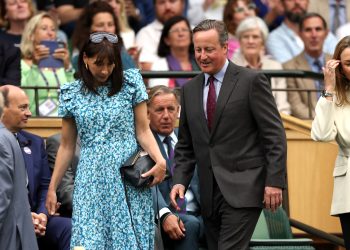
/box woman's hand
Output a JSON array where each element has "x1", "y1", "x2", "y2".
[
  {"x1": 323, "y1": 59, "x2": 340, "y2": 92},
  {"x1": 32, "y1": 44, "x2": 50, "y2": 65},
  {"x1": 53, "y1": 47, "x2": 71, "y2": 70},
  {"x1": 142, "y1": 158, "x2": 166, "y2": 186},
  {"x1": 46, "y1": 188, "x2": 61, "y2": 216}
]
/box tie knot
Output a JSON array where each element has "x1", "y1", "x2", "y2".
[
  {"x1": 313, "y1": 59, "x2": 323, "y2": 72},
  {"x1": 208, "y1": 75, "x2": 215, "y2": 86},
  {"x1": 163, "y1": 136, "x2": 172, "y2": 145}
]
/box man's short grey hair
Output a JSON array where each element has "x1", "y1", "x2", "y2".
[
  {"x1": 0, "y1": 92, "x2": 4, "y2": 117},
  {"x1": 147, "y1": 85, "x2": 180, "y2": 105},
  {"x1": 193, "y1": 19, "x2": 228, "y2": 46},
  {"x1": 236, "y1": 16, "x2": 269, "y2": 44}
]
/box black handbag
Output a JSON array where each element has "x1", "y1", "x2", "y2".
[
  {"x1": 120, "y1": 149, "x2": 155, "y2": 188},
  {"x1": 121, "y1": 149, "x2": 165, "y2": 250}
]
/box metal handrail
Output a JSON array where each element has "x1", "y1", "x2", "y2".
[{"x1": 290, "y1": 218, "x2": 345, "y2": 247}]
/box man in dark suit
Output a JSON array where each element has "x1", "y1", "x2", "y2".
[
  {"x1": 0, "y1": 90, "x2": 38, "y2": 250},
  {"x1": 46, "y1": 133, "x2": 80, "y2": 217},
  {"x1": 170, "y1": 20, "x2": 287, "y2": 250},
  {"x1": 148, "y1": 85, "x2": 205, "y2": 250},
  {"x1": 0, "y1": 85, "x2": 71, "y2": 250},
  {"x1": 0, "y1": 39, "x2": 20, "y2": 86}
]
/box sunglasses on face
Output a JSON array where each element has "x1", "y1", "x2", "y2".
[
  {"x1": 234, "y1": 3, "x2": 256, "y2": 13},
  {"x1": 89, "y1": 32, "x2": 118, "y2": 44}
]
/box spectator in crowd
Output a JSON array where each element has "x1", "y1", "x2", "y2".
[
  {"x1": 308, "y1": 0, "x2": 350, "y2": 35},
  {"x1": 266, "y1": 0, "x2": 337, "y2": 64},
  {"x1": 0, "y1": 39, "x2": 21, "y2": 85},
  {"x1": 126, "y1": 0, "x2": 155, "y2": 32},
  {"x1": 20, "y1": 12, "x2": 74, "y2": 116},
  {"x1": 52, "y1": 0, "x2": 87, "y2": 37},
  {"x1": 71, "y1": 1, "x2": 136, "y2": 71},
  {"x1": 149, "y1": 16, "x2": 199, "y2": 88},
  {"x1": 170, "y1": 19, "x2": 286, "y2": 249},
  {"x1": 0, "y1": 85, "x2": 71, "y2": 250},
  {"x1": 0, "y1": 89, "x2": 38, "y2": 250},
  {"x1": 232, "y1": 16, "x2": 291, "y2": 114},
  {"x1": 223, "y1": 0, "x2": 257, "y2": 58},
  {"x1": 254, "y1": 0, "x2": 285, "y2": 31},
  {"x1": 45, "y1": 32, "x2": 166, "y2": 249},
  {"x1": 46, "y1": 133, "x2": 80, "y2": 218},
  {"x1": 283, "y1": 13, "x2": 332, "y2": 119},
  {"x1": 148, "y1": 85, "x2": 205, "y2": 250},
  {"x1": 311, "y1": 35, "x2": 350, "y2": 250},
  {"x1": 0, "y1": 0, "x2": 36, "y2": 47},
  {"x1": 187, "y1": 0, "x2": 226, "y2": 26},
  {"x1": 136, "y1": 0, "x2": 185, "y2": 71},
  {"x1": 98, "y1": 0, "x2": 136, "y2": 50}
]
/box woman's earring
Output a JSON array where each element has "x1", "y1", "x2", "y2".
[{"x1": 85, "y1": 63, "x2": 88, "y2": 70}]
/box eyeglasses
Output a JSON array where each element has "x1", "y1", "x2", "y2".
[
  {"x1": 234, "y1": 3, "x2": 256, "y2": 13},
  {"x1": 169, "y1": 28, "x2": 191, "y2": 34},
  {"x1": 89, "y1": 32, "x2": 118, "y2": 44}
]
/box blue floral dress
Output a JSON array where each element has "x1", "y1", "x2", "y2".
[{"x1": 58, "y1": 69, "x2": 154, "y2": 250}]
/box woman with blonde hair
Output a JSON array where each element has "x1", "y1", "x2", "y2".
[
  {"x1": 20, "y1": 12, "x2": 73, "y2": 116},
  {"x1": 232, "y1": 16, "x2": 290, "y2": 114},
  {"x1": 311, "y1": 36, "x2": 350, "y2": 249}
]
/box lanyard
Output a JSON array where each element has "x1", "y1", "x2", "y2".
[{"x1": 38, "y1": 68, "x2": 61, "y2": 98}]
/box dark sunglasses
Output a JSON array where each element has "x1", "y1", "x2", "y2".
[{"x1": 89, "y1": 32, "x2": 118, "y2": 44}]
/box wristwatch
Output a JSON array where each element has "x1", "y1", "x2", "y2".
[{"x1": 321, "y1": 90, "x2": 333, "y2": 98}]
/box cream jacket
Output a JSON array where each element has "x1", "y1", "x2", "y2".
[{"x1": 311, "y1": 96, "x2": 350, "y2": 215}]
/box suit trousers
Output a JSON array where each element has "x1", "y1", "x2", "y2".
[{"x1": 204, "y1": 178, "x2": 261, "y2": 250}]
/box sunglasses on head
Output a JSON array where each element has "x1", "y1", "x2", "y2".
[{"x1": 89, "y1": 32, "x2": 118, "y2": 44}]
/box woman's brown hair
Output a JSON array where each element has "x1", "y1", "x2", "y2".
[{"x1": 333, "y1": 36, "x2": 350, "y2": 106}]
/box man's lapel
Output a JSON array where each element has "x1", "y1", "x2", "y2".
[
  {"x1": 17, "y1": 132, "x2": 34, "y2": 201},
  {"x1": 210, "y1": 62, "x2": 239, "y2": 136},
  {"x1": 194, "y1": 74, "x2": 210, "y2": 137}
]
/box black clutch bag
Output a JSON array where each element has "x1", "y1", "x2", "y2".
[{"x1": 120, "y1": 149, "x2": 155, "y2": 188}]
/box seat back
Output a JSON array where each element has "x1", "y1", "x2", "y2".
[
  {"x1": 263, "y1": 207, "x2": 293, "y2": 239},
  {"x1": 252, "y1": 210, "x2": 270, "y2": 239}
]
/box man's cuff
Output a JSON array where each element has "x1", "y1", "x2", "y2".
[{"x1": 158, "y1": 207, "x2": 171, "y2": 219}]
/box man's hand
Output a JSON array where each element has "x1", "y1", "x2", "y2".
[
  {"x1": 170, "y1": 184, "x2": 185, "y2": 212},
  {"x1": 162, "y1": 214, "x2": 185, "y2": 240},
  {"x1": 263, "y1": 186, "x2": 282, "y2": 212},
  {"x1": 31, "y1": 212, "x2": 47, "y2": 236}
]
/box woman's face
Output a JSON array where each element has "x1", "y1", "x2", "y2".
[
  {"x1": 84, "y1": 54, "x2": 115, "y2": 84},
  {"x1": 232, "y1": 0, "x2": 256, "y2": 27},
  {"x1": 165, "y1": 20, "x2": 191, "y2": 50},
  {"x1": 340, "y1": 47, "x2": 350, "y2": 80},
  {"x1": 91, "y1": 12, "x2": 116, "y2": 34},
  {"x1": 105, "y1": 0, "x2": 121, "y2": 17},
  {"x1": 33, "y1": 17, "x2": 56, "y2": 44},
  {"x1": 5, "y1": 0, "x2": 31, "y2": 23},
  {"x1": 239, "y1": 28, "x2": 264, "y2": 58}
]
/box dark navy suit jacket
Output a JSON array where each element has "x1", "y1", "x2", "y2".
[
  {"x1": 151, "y1": 130, "x2": 200, "y2": 214},
  {"x1": 17, "y1": 131, "x2": 51, "y2": 215}
]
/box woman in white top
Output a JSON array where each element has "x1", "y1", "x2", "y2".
[
  {"x1": 149, "y1": 16, "x2": 199, "y2": 88},
  {"x1": 311, "y1": 36, "x2": 350, "y2": 249},
  {"x1": 231, "y1": 16, "x2": 290, "y2": 114}
]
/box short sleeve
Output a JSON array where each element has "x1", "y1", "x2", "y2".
[
  {"x1": 58, "y1": 81, "x2": 81, "y2": 118},
  {"x1": 123, "y1": 68, "x2": 148, "y2": 107}
]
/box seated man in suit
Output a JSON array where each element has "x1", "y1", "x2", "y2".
[
  {"x1": 0, "y1": 90, "x2": 38, "y2": 250},
  {"x1": 46, "y1": 133, "x2": 80, "y2": 218},
  {"x1": 147, "y1": 85, "x2": 205, "y2": 250},
  {"x1": 283, "y1": 13, "x2": 332, "y2": 119},
  {"x1": 0, "y1": 85, "x2": 71, "y2": 250}
]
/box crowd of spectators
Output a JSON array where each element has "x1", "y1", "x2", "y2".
[{"x1": 1, "y1": 0, "x2": 349, "y2": 119}]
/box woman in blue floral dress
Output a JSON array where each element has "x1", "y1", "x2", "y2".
[{"x1": 46, "y1": 32, "x2": 166, "y2": 249}]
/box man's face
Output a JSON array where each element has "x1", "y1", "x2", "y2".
[
  {"x1": 193, "y1": 29, "x2": 228, "y2": 75},
  {"x1": 148, "y1": 93, "x2": 179, "y2": 136},
  {"x1": 155, "y1": 0, "x2": 184, "y2": 24},
  {"x1": 299, "y1": 16, "x2": 328, "y2": 57},
  {"x1": 283, "y1": 0, "x2": 308, "y2": 23},
  {"x1": 2, "y1": 90, "x2": 31, "y2": 133}
]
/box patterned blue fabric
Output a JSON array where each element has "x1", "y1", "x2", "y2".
[{"x1": 58, "y1": 69, "x2": 153, "y2": 250}]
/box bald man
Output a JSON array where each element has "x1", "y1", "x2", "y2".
[
  {"x1": 0, "y1": 85, "x2": 71, "y2": 250},
  {"x1": 0, "y1": 88, "x2": 38, "y2": 250}
]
